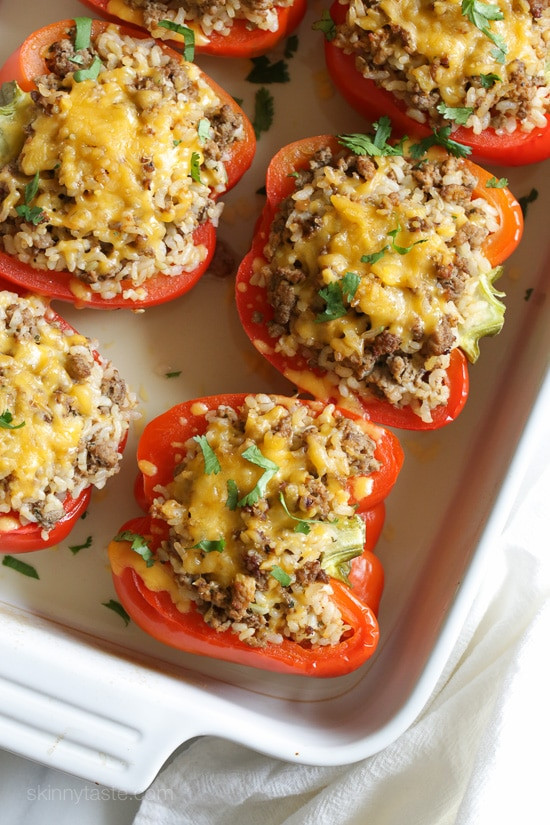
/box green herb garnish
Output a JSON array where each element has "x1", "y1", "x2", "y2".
[
  {"x1": 2, "y1": 555, "x2": 39, "y2": 579},
  {"x1": 158, "y1": 20, "x2": 195, "y2": 61},
  {"x1": 246, "y1": 55, "x2": 290, "y2": 84},
  {"x1": 113, "y1": 530, "x2": 155, "y2": 567},
  {"x1": 361, "y1": 247, "x2": 388, "y2": 265},
  {"x1": 165, "y1": 370, "x2": 181, "y2": 378},
  {"x1": 486, "y1": 176, "x2": 508, "y2": 188},
  {"x1": 524, "y1": 287, "x2": 534, "y2": 301},
  {"x1": 68, "y1": 535, "x2": 92, "y2": 554},
  {"x1": 193, "y1": 538, "x2": 226, "y2": 553},
  {"x1": 193, "y1": 434, "x2": 221, "y2": 475},
  {"x1": 338, "y1": 116, "x2": 405, "y2": 157},
  {"x1": 479, "y1": 72, "x2": 501, "y2": 88},
  {"x1": 190, "y1": 151, "x2": 202, "y2": 183},
  {"x1": 0, "y1": 410, "x2": 25, "y2": 429},
  {"x1": 461, "y1": 0, "x2": 507, "y2": 63},
  {"x1": 409, "y1": 126, "x2": 472, "y2": 159},
  {"x1": 73, "y1": 16, "x2": 92, "y2": 52},
  {"x1": 252, "y1": 87, "x2": 274, "y2": 138},
  {"x1": 102, "y1": 599, "x2": 130, "y2": 626},
  {"x1": 312, "y1": 9, "x2": 336, "y2": 41},
  {"x1": 270, "y1": 565, "x2": 291, "y2": 586},
  {"x1": 315, "y1": 272, "x2": 360, "y2": 322},
  {"x1": 436, "y1": 102, "x2": 473, "y2": 126},
  {"x1": 73, "y1": 55, "x2": 103, "y2": 83},
  {"x1": 237, "y1": 445, "x2": 279, "y2": 507},
  {"x1": 15, "y1": 171, "x2": 45, "y2": 226},
  {"x1": 197, "y1": 117, "x2": 210, "y2": 143},
  {"x1": 284, "y1": 34, "x2": 299, "y2": 59},
  {"x1": 387, "y1": 220, "x2": 428, "y2": 255},
  {"x1": 226, "y1": 479, "x2": 239, "y2": 510}
]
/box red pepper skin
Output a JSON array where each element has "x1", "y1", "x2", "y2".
[
  {"x1": 77, "y1": 0, "x2": 307, "y2": 57},
  {"x1": 0, "y1": 279, "x2": 127, "y2": 553},
  {"x1": 235, "y1": 135, "x2": 524, "y2": 430},
  {"x1": 0, "y1": 20, "x2": 256, "y2": 310},
  {"x1": 324, "y1": 1, "x2": 550, "y2": 167},
  {"x1": 106, "y1": 393, "x2": 399, "y2": 676}
]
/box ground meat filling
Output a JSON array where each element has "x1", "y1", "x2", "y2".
[
  {"x1": 0, "y1": 291, "x2": 138, "y2": 536},
  {"x1": 152, "y1": 395, "x2": 380, "y2": 647},
  {"x1": 256, "y1": 146, "x2": 500, "y2": 421},
  {"x1": 333, "y1": 0, "x2": 550, "y2": 135},
  {"x1": 0, "y1": 25, "x2": 244, "y2": 300},
  {"x1": 125, "y1": 0, "x2": 294, "y2": 37}
]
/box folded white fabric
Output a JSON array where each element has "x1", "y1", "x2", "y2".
[{"x1": 134, "y1": 461, "x2": 550, "y2": 825}]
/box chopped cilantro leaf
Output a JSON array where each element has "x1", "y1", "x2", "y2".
[
  {"x1": 15, "y1": 204, "x2": 44, "y2": 225},
  {"x1": 361, "y1": 247, "x2": 388, "y2": 265},
  {"x1": 524, "y1": 287, "x2": 534, "y2": 301},
  {"x1": 486, "y1": 176, "x2": 508, "y2": 188},
  {"x1": 246, "y1": 55, "x2": 289, "y2": 84},
  {"x1": 190, "y1": 151, "x2": 202, "y2": 183},
  {"x1": 193, "y1": 434, "x2": 221, "y2": 475},
  {"x1": 312, "y1": 9, "x2": 336, "y2": 41},
  {"x1": 271, "y1": 565, "x2": 292, "y2": 586},
  {"x1": 68, "y1": 535, "x2": 92, "y2": 554},
  {"x1": 461, "y1": 0, "x2": 507, "y2": 63},
  {"x1": 479, "y1": 72, "x2": 501, "y2": 88},
  {"x1": 436, "y1": 102, "x2": 473, "y2": 126},
  {"x1": 113, "y1": 530, "x2": 155, "y2": 567},
  {"x1": 165, "y1": 370, "x2": 181, "y2": 378},
  {"x1": 226, "y1": 479, "x2": 239, "y2": 510},
  {"x1": 388, "y1": 220, "x2": 428, "y2": 255},
  {"x1": 102, "y1": 599, "x2": 130, "y2": 626},
  {"x1": 193, "y1": 538, "x2": 226, "y2": 553},
  {"x1": 158, "y1": 20, "x2": 195, "y2": 61},
  {"x1": 316, "y1": 282, "x2": 347, "y2": 322},
  {"x1": 197, "y1": 117, "x2": 210, "y2": 142},
  {"x1": 252, "y1": 87, "x2": 274, "y2": 138},
  {"x1": 237, "y1": 445, "x2": 279, "y2": 507},
  {"x1": 284, "y1": 34, "x2": 299, "y2": 59},
  {"x1": 518, "y1": 188, "x2": 538, "y2": 218},
  {"x1": 2, "y1": 555, "x2": 39, "y2": 579},
  {"x1": 0, "y1": 410, "x2": 25, "y2": 429},
  {"x1": 73, "y1": 55, "x2": 103, "y2": 82},
  {"x1": 73, "y1": 16, "x2": 92, "y2": 52},
  {"x1": 341, "y1": 271, "x2": 360, "y2": 302},
  {"x1": 338, "y1": 116, "x2": 405, "y2": 157},
  {"x1": 409, "y1": 126, "x2": 472, "y2": 159}
]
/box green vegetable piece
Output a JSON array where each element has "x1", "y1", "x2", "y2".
[
  {"x1": 284, "y1": 34, "x2": 299, "y2": 60},
  {"x1": 103, "y1": 599, "x2": 130, "y2": 626},
  {"x1": 73, "y1": 17, "x2": 92, "y2": 52},
  {"x1": 73, "y1": 55, "x2": 103, "y2": 83},
  {"x1": 158, "y1": 20, "x2": 195, "y2": 61},
  {"x1": 0, "y1": 81, "x2": 34, "y2": 165},
  {"x1": 0, "y1": 410, "x2": 25, "y2": 430},
  {"x1": 193, "y1": 434, "x2": 221, "y2": 475},
  {"x1": 320, "y1": 515, "x2": 367, "y2": 586},
  {"x1": 2, "y1": 555, "x2": 39, "y2": 579},
  {"x1": 271, "y1": 565, "x2": 292, "y2": 586},
  {"x1": 114, "y1": 530, "x2": 155, "y2": 567},
  {"x1": 457, "y1": 266, "x2": 505, "y2": 362}
]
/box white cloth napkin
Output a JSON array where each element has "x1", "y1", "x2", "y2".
[{"x1": 134, "y1": 451, "x2": 550, "y2": 825}]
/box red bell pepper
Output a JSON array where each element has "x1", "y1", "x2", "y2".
[
  {"x1": 323, "y1": 1, "x2": 550, "y2": 167},
  {"x1": 0, "y1": 278, "x2": 128, "y2": 553},
  {"x1": 77, "y1": 0, "x2": 307, "y2": 57},
  {"x1": 0, "y1": 19, "x2": 256, "y2": 310},
  {"x1": 235, "y1": 134, "x2": 524, "y2": 430},
  {"x1": 107, "y1": 393, "x2": 401, "y2": 676}
]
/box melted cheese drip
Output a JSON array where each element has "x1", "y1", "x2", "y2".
[
  {"x1": 352, "y1": 0, "x2": 538, "y2": 105},
  {"x1": 20, "y1": 58, "x2": 219, "y2": 273},
  {"x1": 106, "y1": 0, "x2": 210, "y2": 46}
]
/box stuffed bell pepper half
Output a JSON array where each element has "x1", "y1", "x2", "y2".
[
  {"x1": 108, "y1": 392, "x2": 403, "y2": 676},
  {"x1": 0, "y1": 17, "x2": 255, "y2": 309},
  {"x1": 78, "y1": 0, "x2": 308, "y2": 58},
  {"x1": 0, "y1": 279, "x2": 138, "y2": 553},
  {"x1": 320, "y1": 0, "x2": 550, "y2": 166},
  {"x1": 235, "y1": 122, "x2": 524, "y2": 429}
]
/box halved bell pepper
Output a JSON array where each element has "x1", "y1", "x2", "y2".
[
  {"x1": 0, "y1": 19, "x2": 256, "y2": 309},
  {"x1": 107, "y1": 393, "x2": 402, "y2": 676},
  {"x1": 235, "y1": 133, "x2": 524, "y2": 430},
  {"x1": 0, "y1": 278, "x2": 129, "y2": 553},
  {"x1": 322, "y1": 1, "x2": 550, "y2": 167},
  {"x1": 77, "y1": 0, "x2": 308, "y2": 57}
]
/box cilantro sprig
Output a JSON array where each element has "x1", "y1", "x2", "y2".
[
  {"x1": 252, "y1": 87, "x2": 274, "y2": 138},
  {"x1": 436, "y1": 102, "x2": 473, "y2": 126},
  {"x1": 246, "y1": 55, "x2": 290, "y2": 84},
  {"x1": 102, "y1": 599, "x2": 130, "y2": 626},
  {"x1": 409, "y1": 126, "x2": 472, "y2": 159},
  {"x1": 338, "y1": 116, "x2": 405, "y2": 157},
  {"x1": 158, "y1": 19, "x2": 195, "y2": 61},
  {"x1": 193, "y1": 434, "x2": 221, "y2": 475},
  {"x1": 315, "y1": 272, "x2": 360, "y2": 322},
  {"x1": 114, "y1": 530, "x2": 155, "y2": 567},
  {"x1": 193, "y1": 538, "x2": 226, "y2": 553},
  {"x1": 388, "y1": 220, "x2": 428, "y2": 255},
  {"x1": 461, "y1": 0, "x2": 508, "y2": 63},
  {"x1": 0, "y1": 410, "x2": 25, "y2": 429},
  {"x1": 237, "y1": 445, "x2": 279, "y2": 507},
  {"x1": 15, "y1": 171, "x2": 45, "y2": 226},
  {"x1": 312, "y1": 9, "x2": 337, "y2": 41}
]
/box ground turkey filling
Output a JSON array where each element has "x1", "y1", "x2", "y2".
[
  {"x1": 332, "y1": 0, "x2": 550, "y2": 134},
  {"x1": 0, "y1": 291, "x2": 138, "y2": 537},
  {"x1": 257, "y1": 144, "x2": 501, "y2": 422},
  {"x1": 152, "y1": 395, "x2": 380, "y2": 647},
  {"x1": 125, "y1": 0, "x2": 295, "y2": 37},
  {"x1": 0, "y1": 26, "x2": 244, "y2": 301}
]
